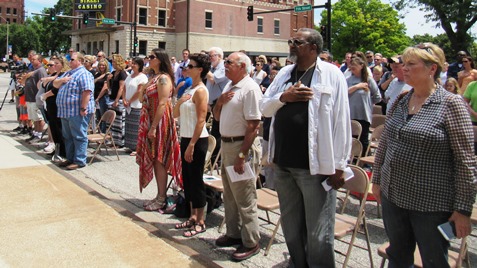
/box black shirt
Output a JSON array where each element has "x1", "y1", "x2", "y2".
[
  {"x1": 94, "y1": 72, "x2": 108, "y2": 99},
  {"x1": 273, "y1": 65, "x2": 314, "y2": 169},
  {"x1": 110, "y1": 70, "x2": 127, "y2": 99}
]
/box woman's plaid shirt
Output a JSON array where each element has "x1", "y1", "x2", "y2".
[{"x1": 373, "y1": 86, "x2": 476, "y2": 215}]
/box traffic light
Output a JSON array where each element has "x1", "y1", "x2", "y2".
[
  {"x1": 82, "y1": 13, "x2": 89, "y2": 24},
  {"x1": 247, "y1": 6, "x2": 253, "y2": 21},
  {"x1": 49, "y1": 8, "x2": 56, "y2": 22},
  {"x1": 320, "y1": 25, "x2": 327, "y2": 39},
  {"x1": 134, "y1": 36, "x2": 138, "y2": 47}
]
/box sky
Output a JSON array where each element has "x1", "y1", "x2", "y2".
[{"x1": 24, "y1": 0, "x2": 455, "y2": 37}]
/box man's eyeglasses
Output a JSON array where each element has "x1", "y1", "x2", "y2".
[
  {"x1": 366, "y1": 56, "x2": 373, "y2": 58},
  {"x1": 70, "y1": 58, "x2": 76, "y2": 62},
  {"x1": 47, "y1": 64, "x2": 54, "y2": 67},
  {"x1": 68, "y1": 50, "x2": 74, "y2": 53},
  {"x1": 148, "y1": 55, "x2": 156, "y2": 60},
  {"x1": 97, "y1": 55, "x2": 103, "y2": 58},
  {"x1": 224, "y1": 59, "x2": 237, "y2": 65},
  {"x1": 287, "y1": 39, "x2": 309, "y2": 47}
]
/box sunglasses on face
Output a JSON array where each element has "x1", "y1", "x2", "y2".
[
  {"x1": 70, "y1": 58, "x2": 76, "y2": 62},
  {"x1": 462, "y1": 60, "x2": 470, "y2": 63},
  {"x1": 287, "y1": 39, "x2": 309, "y2": 47},
  {"x1": 148, "y1": 55, "x2": 156, "y2": 60},
  {"x1": 47, "y1": 64, "x2": 54, "y2": 67},
  {"x1": 224, "y1": 59, "x2": 236, "y2": 65}
]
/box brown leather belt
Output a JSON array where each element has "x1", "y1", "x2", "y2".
[{"x1": 221, "y1": 136, "x2": 245, "y2": 143}]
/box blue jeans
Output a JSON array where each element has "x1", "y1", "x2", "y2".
[
  {"x1": 381, "y1": 194, "x2": 451, "y2": 268},
  {"x1": 61, "y1": 114, "x2": 91, "y2": 166},
  {"x1": 274, "y1": 166, "x2": 336, "y2": 268}
]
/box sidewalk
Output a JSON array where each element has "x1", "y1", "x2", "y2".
[{"x1": 0, "y1": 133, "x2": 206, "y2": 267}]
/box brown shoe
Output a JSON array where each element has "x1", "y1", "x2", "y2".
[
  {"x1": 232, "y1": 244, "x2": 260, "y2": 261},
  {"x1": 58, "y1": 161, "x2": 72, "y2": 167},
  {"x1": 215, "y1": 235, "x2": 242, "y2": 247},
  {"x1": 66, "y1": 163, "x2": 84, "y2": 170}
]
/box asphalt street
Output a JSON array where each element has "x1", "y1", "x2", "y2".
[{"x1": 0, "y1": 71, "x2": 475, "y2": 267}]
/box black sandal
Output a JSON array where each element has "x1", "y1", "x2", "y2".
[
  {"x1": 175, "y1": 219, "x2": 195, "y2": 229},
  {"x1": 183, "y1": 224, "x2": 206, "y2": 237}
]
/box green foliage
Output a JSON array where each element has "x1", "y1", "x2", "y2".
[
  {"x1": 319, "y1": 0, "x2": 410, "y2": 60},
  {"x1": 390, "y1": 0, "x2": 476, "y2": 55}
]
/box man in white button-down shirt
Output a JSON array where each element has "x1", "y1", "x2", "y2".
[{"x1": 260, "y1": 28, "x2": 351, "y2": 268}]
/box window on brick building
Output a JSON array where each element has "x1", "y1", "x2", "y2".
[
  {"x1": 205, "y1": 11, "x2": 212, "y2": 28},
  {"x1": 13, "y1": 19, "x2": 16, "y2": 23},
  {"x1": 257, "y1": 17, "x2": 263, "y2": 33},
  {"x1": 6, "y1": 8, "x2": 10, "y2": 14},
  {"x1": 158, "y1": 41, "x2": 166, "y2": 49},
  {"x1": 13, "y1": 9, "x2": 17, "y2": 15},
  {"x1": 115, "y1": 40, "x2": 119, "y2": 54},
  {"x1": 0, "y1": 7, "x2": 2, "y2": 14},
  {"x1": 139, "y1": 40, "x2": 147, "y2": 55},
  {"x1": 274, "y1": 19, "x2": 280, "y2": 35},
  {"x1": 158, "y1": 10, "x2": 166, "y2": 27},
  {"x1": 139, "y1": 8, "x2": 147, "y2": 25},
  {"x1": 116, "y1": 8, "x2": 121, "y2": 22}
]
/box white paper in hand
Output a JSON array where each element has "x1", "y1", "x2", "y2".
[
  {"x1": 225, "y1": 162, "x2": 256, "y2": 183},
  {"x1": 322, "y1": 167, "x2": 354, "y2": 191}
]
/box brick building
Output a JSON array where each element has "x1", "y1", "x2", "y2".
[
  {"x1": 0, "y1": 0, "x2": 25, "y2": 24},
  {"x1": 68, "y1": 0, "x2": 314, "y2": 59}
]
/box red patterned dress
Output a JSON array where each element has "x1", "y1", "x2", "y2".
[{"x1": 136, "y1": 74, "x2": 182, "y2": 192}]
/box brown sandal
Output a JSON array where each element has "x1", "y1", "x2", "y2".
[
  {"x1": 183, "y1": 224, "x2": 206, "y2": 237},
  {"x1": 144, "y1": 197, "x2": 165, "y2": 211},
  {"x1": 175, "y1": 219, "x2": 195, "y2": 229}
]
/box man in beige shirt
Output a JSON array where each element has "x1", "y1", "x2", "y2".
[{"x1": 212, "y1": 52, "x2": 262, "y2": 261}]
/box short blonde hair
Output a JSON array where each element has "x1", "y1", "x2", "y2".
[
  {"x1": 112, "y1": 54, "x2": 126, "y2": 70},
  {"x1": 54, "y1": 56, "x2": 71, "y2": 73},
  {"x1": 402, "y1": 43, "x2": 446, "y2": 81},
  {"x1": 84, "y1": 55, "x2": 95, "y2": 64}
]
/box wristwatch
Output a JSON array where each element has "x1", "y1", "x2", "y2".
[{"x1": 238, "y1": 152, "x2": 246, "y2": 159}]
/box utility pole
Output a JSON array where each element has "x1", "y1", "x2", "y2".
[{"x1": 133, "y1": 0, "x2": 137, "y2": 57}]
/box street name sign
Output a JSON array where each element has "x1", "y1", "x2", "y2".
[{"x1": 294, "y1": 5, "x2": 312, "y2": 12}]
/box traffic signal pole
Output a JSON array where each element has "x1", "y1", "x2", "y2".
[{"x1": 248, "y1": 1, "x2": 332, "y2": 52}]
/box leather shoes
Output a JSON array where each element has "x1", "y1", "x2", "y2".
[
  {"x1": 58, "y1": 161, "x2": 72, "y2": 167},
  {"x1": 215, "y1": 235, "x2": 242, "y2": 247},
  {"x1": 66, "y1": 163, "x2": 84, "y2": 170},
  {"x1": 232, "y1": 244, "x2": 260, "y2": 261}
]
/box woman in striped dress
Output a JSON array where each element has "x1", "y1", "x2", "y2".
[
  {"x1": 109, "y1": 54, "x2": 128, "y2": 147},
  {"x1": 137, "y1": 48, "x2": 182, "y2": 211}
]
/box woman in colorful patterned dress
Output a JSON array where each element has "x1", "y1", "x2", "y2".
[{"x1": 137, "y1": 48, "x2": 182, "y2": 211}]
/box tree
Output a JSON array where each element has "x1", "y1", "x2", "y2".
[
  {"x1": 391, "y1": 0, "x2": 477, "y2": 55},
  {"x1": 37, "y1": 0, "x2": 73, "y2": 55},
  {"x1": 319, "y1": 0, "x2": 410, "y2": 60}
]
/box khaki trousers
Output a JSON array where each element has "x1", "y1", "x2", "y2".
[{"x1": 220, "y1": 141, "x2": 260, "y2": 248}]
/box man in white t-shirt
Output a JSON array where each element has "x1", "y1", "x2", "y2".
[
  {"x1": 212, "y1": 52, "x2": 262, "y2": 261},
  {"x1": 385, "y1": 56, "x2": 412, "y2": 114}
]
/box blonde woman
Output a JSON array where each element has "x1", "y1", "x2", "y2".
[
  {"x1": 94, "y1": 58, "x2": 111, "y2": 132},
  {"x1": 109, "y1": 54, "x2": 128, "y2": 147},
  {"x1": 40, "y1": 56, "x2": 71, "y2": 162}
]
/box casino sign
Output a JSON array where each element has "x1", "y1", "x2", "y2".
[{"x1": 75, "y1": 0, "x2": 106, "y2": 11}]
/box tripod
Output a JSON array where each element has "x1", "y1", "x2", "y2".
[{"x1": 0, "y1": 78, "x2": 14, "y2": 112}]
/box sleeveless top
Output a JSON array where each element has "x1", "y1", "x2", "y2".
[{"x1": 179, "y1": 85, "x2": 209, "y2": 138}]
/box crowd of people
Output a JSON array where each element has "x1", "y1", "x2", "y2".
[{"x1": 7, "y1": 27, "x2": 477, "y2": 266}]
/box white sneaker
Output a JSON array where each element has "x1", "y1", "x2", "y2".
[
  {"x1": 43, "y1": 143, "x2": 55, "y2": 154},
  {"x1": 52, "y1": 155, "x2": 65, "y2": 163}
]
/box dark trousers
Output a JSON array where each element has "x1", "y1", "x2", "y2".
[
  {"x1": 46, "y1": 103, "x2": 66, "y2": 157},
  {"x1": 180, "y1": 137, "x2": 208, "y2": 209},
  {"x1": 356, "y1": 119, "x2": 370, "y2": 156},
  {"x1": 381, "y1": 194, "x2": 451, "y2": 268}
]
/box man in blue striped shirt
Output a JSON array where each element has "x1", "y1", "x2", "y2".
[{"x1": 55, "y1": 52, "x2": 95, "y2": 170}]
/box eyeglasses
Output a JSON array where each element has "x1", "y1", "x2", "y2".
[
  {"x1": 416, "y1": 44, "x2": 434, "y2": 56},
  {"x1": 70, "y1": 58, "x2": 76, "y2": 62},
  {"x1": 458, "y1": 54, "x2": 466, "y2": 57},
  {"x1": 181, "y1": 64, "x2": 200, "y2": 69},
  {"x1": 97, "y1": 55, "x2": 103, "y2": 58},
  {"x1": 319, "y1": 57, "x2": 327, "y2": 61},
  {"x1": 255, "y1": 64, "x2": 262, "y2": 66},
  {"x1": 224, "y1": 59, "x2": 237, "y2": 65},
  {"x1": 47, "y1": 64, "x2": 54, "y2": 67},
  {"x1": 462, "y1": 60, "x2": 470, "y2": 63},
  {"x1": 68, "y1": 50, "x2": 74, "y2": 53},
  {"x1": 288, "y1": 39, "x2": 309, "y2": 47},
  {"x1": 148, "y1": 55, "x2": 156, "y2": 60},
  {"x1": 366, "y1": 56, "x2": 373, "y2": 58}
]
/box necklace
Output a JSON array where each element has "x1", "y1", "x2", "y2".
[{"x1": 295, "y1": 62, "x2": 316, "y2": 83}]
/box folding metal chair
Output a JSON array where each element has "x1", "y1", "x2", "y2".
[{"x1": 87, "y1": 110, "x2": 119, "y2": 164}]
